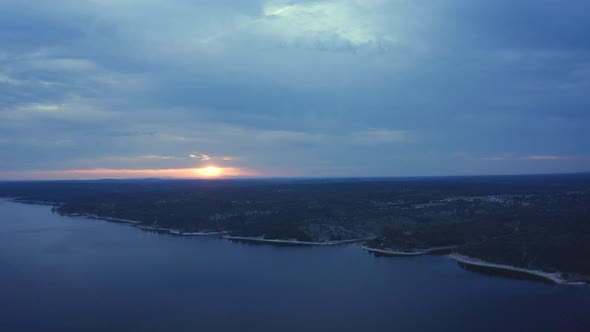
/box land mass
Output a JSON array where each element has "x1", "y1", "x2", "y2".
[
  {"x1": 449, "y1": 254, "x2": 587, "y2": 285},
  {"x1": 1, "y1": 174, "x2": 589, "y2": 284}
]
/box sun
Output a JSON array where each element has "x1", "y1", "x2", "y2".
[{"x1": 196, "y1": 166, "x2": 222, "y2": 178}]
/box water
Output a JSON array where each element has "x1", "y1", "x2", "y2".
[{"x1": 1, "y1": 199, "x2": 589, "y2": 332}]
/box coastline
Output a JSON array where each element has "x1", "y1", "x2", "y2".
[
  {"x1": 86, "y1": 215, "x2": 142, "y2": 224},
  {"x1": 58, "y1": 211, "x2": 227, "y2": 236},
  {"x1": 361, "y1": 244, "x2": 460, "y2": 256},
  {"x1": 57, "y1": 211, "x2": 142, "y2": 225},
  {"x1": 4, "y1": 198, "x2": 61, "y2": 207},
  {"x1": 3, "y1": 198, "x2": 587, "y2": 286},
  {"x1": 138, "y1": 225, "x2": 228, "y2": 236},
  {"x1": 223, "y1": 235, "x2": 375, "y2": 246},
  {"x1": 449, "y1": 254, "x2": 587, "y2": 285}
]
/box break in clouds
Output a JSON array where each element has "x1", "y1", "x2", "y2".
[{"x1": 1, "y1": 0, "x2": 590, "y2": 179}]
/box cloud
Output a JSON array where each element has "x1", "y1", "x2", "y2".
[
  {"x1": 524, "y1": 155, "x2": 575, "y2": 161},
  {"x1": 21, "y1": 58, "x2": 99, "y2": 72},
  {"x1": 0, "y1": 0, "x2": 588, "y2": 177},
  {"x1": 473, "y1": 154, "x2": 584, "y2": 162},
  {"x1": 352, "y1": 129, "x2": 410, "y2": 144},
  {"x1": 257, "y1": 0, "x2": 394, "y2": 51},
  {"x1": 0, "y1": 74, "x2": 30, "y2": 86},
  {"x1": 189, "y1": 153, "x2": 211, "y2": 161},
  {"x1": 110, "y1": 130, "x2": 158, "y2": 137},
  {"x1": 0, "y1": 99, "x2": 114, "y2": 122},
  {"x1": 138, "y1": 155, "x2": 180, "y2": 160}
]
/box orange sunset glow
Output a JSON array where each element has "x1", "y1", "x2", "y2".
[
  {"x1": 195, "y1": 166, "x2": 223, "y2": 177},
  {"x1": 0, "y1": 167, "x2": 259, "y2": 180}
]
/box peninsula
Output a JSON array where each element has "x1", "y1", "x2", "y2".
[{"x1": 2, "y1": 174, "x2": 589, "y2": 284}]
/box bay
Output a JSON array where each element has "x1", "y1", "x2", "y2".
[{"x1": 1, "y1": 199, "x2": 588, "y2": 332}]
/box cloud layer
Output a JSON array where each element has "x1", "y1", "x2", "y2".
[{"x1": 1, "y1": 0, "x2": 589, "y2": 179}]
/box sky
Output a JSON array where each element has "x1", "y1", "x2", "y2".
[{"x1": 1, "y1": 0, "x2": 589, "y2": 179}]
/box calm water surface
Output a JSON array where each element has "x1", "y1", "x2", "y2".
[{"x1": 1, "y1": 199, "x2": 589, "y2": 332}]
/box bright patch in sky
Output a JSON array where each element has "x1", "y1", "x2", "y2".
[
  {"x1": 0, "y1": 167, "x2": 258, "y2": 180},
  {"x1": 195, "y1": 166, "x2": 223, "y2": 177},
  {"x1": 260, "y1": 0, "x2": 389, "y2": 48}
]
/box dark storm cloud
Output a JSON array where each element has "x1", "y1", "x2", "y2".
[{"x1": 445, "y1": 0, "x2": 590, "y2": 50}]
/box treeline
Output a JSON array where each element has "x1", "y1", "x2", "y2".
[{"x1": 1, "y1": 174, "x2": 590, "y2": 274}]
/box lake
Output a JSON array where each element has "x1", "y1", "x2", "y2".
[{"x1": 1, "y1": 199, "x2": 588, "y2": 332}]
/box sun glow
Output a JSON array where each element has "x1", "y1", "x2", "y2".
[
  {"x1": 0, "y1": 167, "x2": 261, "y2": 180},
  {"x1": 195, "y1": 166, "x2": 222, "y2": 177}
]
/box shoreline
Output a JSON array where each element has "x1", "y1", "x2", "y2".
[
  {"x1": 3, "y1": 198, "x2": 587, "y2": 286},
  {"x1": 58, "y1": 211, "x2": 227, "y2": 236},
  {"x1": 449, "y1": 254, "x2": 586, "y2": 285},
  {"x1": 86, "y1": 215, "x2": 142, "y2": 225},
  {"x1": 57, "y1": 211, "x2": 142, "y2": 225},
  {"x1": 4, "y1": 197, "x2": 61, "y2": 207},
  {"x1": 361, "y1": 244, "x2": 460, "y2": 256},
  {"x1": 137, "y1": 225, "x2": 228, "y2": 236},
  {"x1": 223, "y1": 235, "x2": 375, "y2": 246}
]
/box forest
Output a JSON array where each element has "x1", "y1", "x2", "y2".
[{"x1": 1, "y1": 174, "x2": 589, "y2": 277}]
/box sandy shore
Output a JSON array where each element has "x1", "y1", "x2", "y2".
[
  {"x1": 60, "y1": 212, "x2": 143, "y2": 225},
  {"x1": 21, "y1": 200, "x2": 60, "y2": 206},
  {"x1": 59, "y1": 211, "x2": 225, "y2": 236},
  {"x1": 136, "y1": 225, "x2": 228, "y2": 236},
  {"x1": 449, "y1": 254, "x2": 586, "y2": 285},
  {"x1": 3, "y1": 198, "x2": 60, "y2": 207},
  {"x1": 168, "y1": 229, "x2": 228, "y2": 236},
  {"x1": 92, "y1": 216, "x2": 142, "y2": 224},
  {"x1": 135, "y1": 225, "x2": 169, "y2": 231},
  {"x1": 223, "y1": 236, "x2": 374, "y2": 246},
  {"x1": 361, "y1": 245, "x2": 460, "y2": 256}
]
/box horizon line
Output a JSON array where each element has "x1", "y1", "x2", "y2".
[{"x1": 1, "y1": 171, "x2": 589, "y2": 183}]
